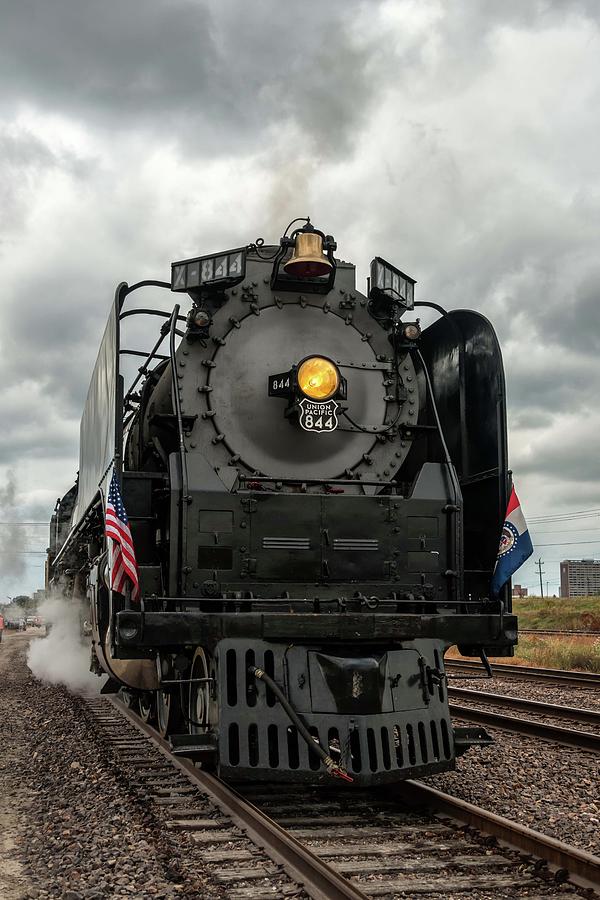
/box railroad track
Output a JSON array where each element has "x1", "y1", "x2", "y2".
[
  {"x1": 449, "y1": 686, "x2": 600, "y2": 727},
  {"x1": 448, "y1": 687, "x2": 600, "y2": 753},
  {"x1": 446, "y1": 659, "x2": 600, "y2": 688},
  {"x1": 84, "y1": 694, "x2": 600, "y2": 898},
  {"x1": 521, "y1": 630, "x2": 600, "y2": 637}
]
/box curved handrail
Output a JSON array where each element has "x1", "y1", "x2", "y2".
[
  {"x1": 414, "y1": 299, "x2": 449, "y2": 317},
  {"x1": 121, "y1": 279, "x2": 171, "y2": 300},
  {"x1": 120, "y1": 308, "x2": 187, "y2": 322}
]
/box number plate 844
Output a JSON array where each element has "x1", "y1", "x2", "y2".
[{"x1": 298, "y1": 398, "x2": 339, "y2": 433}]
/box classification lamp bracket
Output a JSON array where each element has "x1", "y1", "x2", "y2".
[{"x1": 369, "y1": 257, "x2": 416, "y2": 311}]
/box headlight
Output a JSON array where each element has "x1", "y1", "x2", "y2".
[{"x1": 297, "y1": 357, "x2": 340, "y2": 401}]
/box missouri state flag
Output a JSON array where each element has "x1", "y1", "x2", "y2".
[{"x1": 491, "y1": 487, "x2": 533, "y2": 595}]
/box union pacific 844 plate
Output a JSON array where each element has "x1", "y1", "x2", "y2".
[{"x1": 298, "y1": 398, "x2": 339, "y2": 433}]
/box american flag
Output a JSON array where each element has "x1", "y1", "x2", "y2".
[{"x1": 105, "y1": 471, "x2": 140, "y2": 602}]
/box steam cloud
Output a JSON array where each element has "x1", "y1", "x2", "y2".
[
  {"x1": 27, "y1": 593, "x2": 106, "y2": 694},
  {"x1": 0, "y1": 470, "x2": 26, "y2": 580}
]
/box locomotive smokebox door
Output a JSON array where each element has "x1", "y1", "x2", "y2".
[{"x1": 212, "y1": 305, "x2": 390, "y2": 479}]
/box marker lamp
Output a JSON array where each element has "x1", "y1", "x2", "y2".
[
  {"x1": 403, "y1": 323, "x2": 421, "y2": 341},
  {"x1": 297, "y1": 357, "x2": 340, "y2": 401},
  {"x1": 192, "y1": 309, "x2": 211, "y2": 328}
]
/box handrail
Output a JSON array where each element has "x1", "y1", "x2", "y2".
[
  {"x1": 120, "y1": 308, "x2": 186, "y2": 322},
  {"x1": 122, "y1": 327, "x2": 173, "y2": 408},
  {"x1": 414, "y1": 299, "x2": 449, "y2": 317},
  {"x1": 122, "y1": 279, "x2": 172, "y2": 298},
  {"x1": 120, "y1": 349, "x2": 170, "y2": 361},
  {"x1": 169, "y1": 304, "x2": 189, "y2": 595},
  {"x1": 50, "y1": 495, "x2": 103, "y2": 569},
  {"x1": 414, "y1": 347, "x2": 463, "y2": 608},
  {"x1": 118, "y1": 283, "x2": 187, "y2": 408}
]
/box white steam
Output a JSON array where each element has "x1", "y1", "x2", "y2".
[
  {"x1": 0, "y1": 471, "x2": 26, "y2": 580},
  {"x1": 27, "y1": 593, "x2": 105, "y2": 694},
  {"x1": 2, "y1": 601, "x2": 28, "y2": 621}
]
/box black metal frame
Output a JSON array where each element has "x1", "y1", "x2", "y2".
[{"x1": 114, "y1": 598, "x2": 516, "y2": 656}]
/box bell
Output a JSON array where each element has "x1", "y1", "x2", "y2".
[{"x1": 284, "y1": 231, "x2": 333, "y2": 278}]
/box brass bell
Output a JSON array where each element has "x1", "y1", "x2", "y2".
[{"x1": 284, "y1": 231, "x2": 333, "y2": 278}]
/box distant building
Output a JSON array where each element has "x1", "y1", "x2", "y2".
[
  {"x1": 560, "y1": 559, "x2": 600, "y2": 598},
  {"x1": 512, "y1": 584, "x2": 528, "y2": 598}
]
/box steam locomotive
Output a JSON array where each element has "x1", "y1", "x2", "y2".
[{"x1": 47, "y1": 219, "x2": 516, "y2": 785}]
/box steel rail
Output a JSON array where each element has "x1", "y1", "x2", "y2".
[
  {"x1": 108, "y1": 697, "x2": 367, "y2": 900},
  {"x1": 521, "y1": 629, "x2": 600, "y2": 636},
  {"x1": 103, "y1": 696, "x2": 599, "y2": 895},
  {"x1": 399, "y1": 780, "x2": 600, "y2": 893},
  {"x1": 449, "y1": 686, "x2": 600, "y2": 726},
  {"x1": 446, "y1": 658, "x2": 600, "y2": 687},
  {"x1": 449, "y1": 703, "x2": 600, "y2": 753}
]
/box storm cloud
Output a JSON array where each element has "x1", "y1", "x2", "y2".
[
  {"x1": 0, "y1": 0, "x2": 376, "y2": 156},
  {"x1": 1, "y1": 0, "x2": 600, "y2": 596}
]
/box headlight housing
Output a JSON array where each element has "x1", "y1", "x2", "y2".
[{"x1": 297, "y1": 356, "x2": 340, "y2": 401}]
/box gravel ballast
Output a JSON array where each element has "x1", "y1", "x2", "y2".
[
  {"x1": 0, "y1": 631, "x2": 221, "y2": 899},
  {"x1": 430, "y1": 730, "x2": 600, "y2": 854},
  {"x1": 2, "y1": 631, "x2": 599, "y2": 897},
  {"x1": 432, "y1": 670, "x2": 600, "y2": 855}
]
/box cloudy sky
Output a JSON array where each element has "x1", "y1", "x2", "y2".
[{"x1": 1, "y1": 0, "x2": 600, "y2": 599}]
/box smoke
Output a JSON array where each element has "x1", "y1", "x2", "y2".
[
  {"x1": 0, "y1": 470, "x2": 26, "y2": 580},
  {"x1": 27, "y1": 593, "x2": 105, "y2": 694},
  {"x1": 263, "y1": 154, "x2": 318, "y2": 241},
  {"x1": 1, "y1": 601, "x2": 28, "y2": 621}
]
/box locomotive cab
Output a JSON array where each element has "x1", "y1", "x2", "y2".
[{"x1": 47, "y1": 219, "x2": 516, "y2": 785}]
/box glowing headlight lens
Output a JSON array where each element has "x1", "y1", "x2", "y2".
[{"x1": 297, "y1": 357, "x2": 340, "y2": 401}]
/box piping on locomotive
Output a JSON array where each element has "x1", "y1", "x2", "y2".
[{"x1": 47, "y1": 219, "x2": 516, "y2": 785}]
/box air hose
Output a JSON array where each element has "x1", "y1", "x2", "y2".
[{"x1": 248, "y1": 666, "x2": 353, "y2": 783}]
